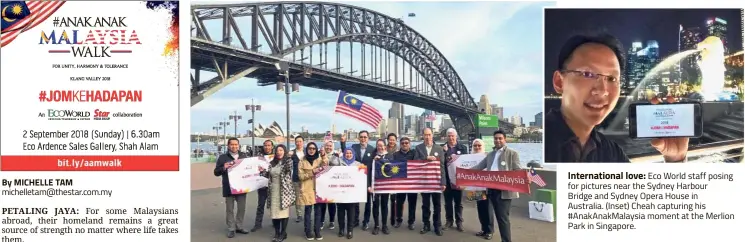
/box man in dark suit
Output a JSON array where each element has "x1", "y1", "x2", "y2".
[
  {"x1": 442, "y1": 128, "x2": 468, "y2": 232},
  {"x1": 392, "y1": 137, "x2": 417, "y2": 230},
  {"x1": 413, "y1": 128, "x2": 447, "y2": 236},
  {"x1": 213, "y1": 138, "x2": 250, "y2": 238},
  {"x1": 470, "y1": 130, "x2": 522, "y2": 242},
  {"x1": 350, "y1": 130, "x2": 375, "y2": 230},
  {"x1": 250, "y1": 139, "x2": 274, "y2": 232}
]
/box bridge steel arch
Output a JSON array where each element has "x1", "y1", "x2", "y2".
[{"x1": 191, "y1": 1, "x2": 482, "y2": 138}]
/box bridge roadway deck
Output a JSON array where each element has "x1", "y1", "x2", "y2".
[{"x1": 192, "y1": 163, "x2": 557, "y2": 242}]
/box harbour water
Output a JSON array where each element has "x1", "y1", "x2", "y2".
[{"x1": 190, "y1": 141, "x2": 547, "y2": 168}]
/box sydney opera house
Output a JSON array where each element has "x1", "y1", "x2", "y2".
[{"x1": 252, "y1": 121, "x2": 285, "y2": 138}]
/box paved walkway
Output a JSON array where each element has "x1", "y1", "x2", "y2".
[{"x1": 191, "y1": 163, "x2": 557, "y2": 242}]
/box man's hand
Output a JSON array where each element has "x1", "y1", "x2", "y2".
[
  {"x1": 224, "y1": 161, "x2": 235, "y2": 169},
  {"x1": 368, "y1": 187, "x2": 373, "y2": 193},
  {"x1": 320, "y1": 149, "x2": 326, "y2": 157},
  {"x1": 441, "y1": 186, "x2": 447, "y2": 191},
  {"x1": 426, "y1": 156, "x2": 437, "y2": 161},
  {"x1": 258, "y1": 166, "x2": 265, "y2": 172},
  {"x1": 649, "y1": 97, "x2": 689, "y2": 162}
]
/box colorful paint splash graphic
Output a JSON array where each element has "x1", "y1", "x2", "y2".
[{"x1": 145, "y1": 1, "x2": 178, "y2": 56}]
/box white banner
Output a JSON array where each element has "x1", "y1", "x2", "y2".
[
  {"x1": 448, "y1": 153, "x2": 487, "y2": 191},
  {"x1": 228, "y1": 157, "x2": 271, "y2": 194},
  {"x1": 315, "y1": 166, "x2": 368, "y2": 203}
]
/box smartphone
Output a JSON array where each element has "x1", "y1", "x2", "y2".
[{"x1": 628, "y1": 102, "x2": 702, "y2": 139}]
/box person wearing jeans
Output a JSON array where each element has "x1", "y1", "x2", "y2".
[{"x1": 296, "y1": 142, "x2": 327, "y2": 240}]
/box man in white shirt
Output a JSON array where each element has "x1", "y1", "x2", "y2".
[{"x1": 413, "y1": 128, "x2": 447, "y2": 236}]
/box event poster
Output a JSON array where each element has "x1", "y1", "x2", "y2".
[
  {"x1": 0, "y1": 1, "x2": 179, "y2": 170},
  {"x1": 228, "y1": 157, "x2": 270, "y2": 194},
  {"x1": 448, "y1": 153, "x2": 487, "y2": 191},
  {"x1": 0, "y1": 1, "x2": 185, "y2": 242},
  {"x1": 315, "y1": 166, "x2": 367, "y2": 203}
]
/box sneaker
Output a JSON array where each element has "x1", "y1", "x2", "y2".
[
  {"x1": 328, "y1": 222, "x2": 336, "y2": 230},
  {"x1": 315, "y1": 233, "x2": 324, "y2": 241},
  {"x1": 320, "y1": 222, "x2": 325, "y2": 230}
]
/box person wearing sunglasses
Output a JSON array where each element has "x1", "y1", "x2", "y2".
[
  {"x1": 545, "y1": 33, "x2": 688, "y2": 162},
  {"x1": 391, "y1": 136, "x2": 417, "y2": 230}
]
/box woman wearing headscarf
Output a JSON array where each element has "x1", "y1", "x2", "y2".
[
  {"x1": 296, "y1": 142, "x2": 328, "y2": 240},
  {"x1": 370, "y1": 139, "x2": 394, "y2": 235},
  {"x1": 468, "y1": 139, "x2": 493, "y2": 239},
  {"x1": 334, "y1": 148, "x2": 363, "y2": 239},
  {"x1": 258, "y1": 144, "x2": 295, "y2": 242}
]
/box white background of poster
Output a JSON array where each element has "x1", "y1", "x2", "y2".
[
  {"x1": 228, "y1": 157, "x2": 270, "y2": 194},
  {"x1": 0, "y1": 2, "x2": 187, "y2": 242},
  {"x1": 315, "y1": 166, "x2": 367, "y2": 203}
]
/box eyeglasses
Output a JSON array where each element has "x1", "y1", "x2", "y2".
[
  {"x1": 561, "y1": 70, "x2": 620, "y2": 86},
  {"x1": 473, "y1": 145, "x2": 482, "y2": 147},
  {"x1": 360, "y1": 136, "x2": 368, "y2": 139},
  {"x1": 308, "y1": 147, "x2": 317, "y2": 150},
  {"x1": 401, "y1": 142, "x2": 410, "y2": 145}
]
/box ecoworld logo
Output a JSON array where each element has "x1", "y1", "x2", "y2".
[{"x1": 46, "y1": 109, "x2": 91, "y2": 121}]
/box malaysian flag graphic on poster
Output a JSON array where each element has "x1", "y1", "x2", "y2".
[
  {"x1": 373, "y1": 159, "x2": 442, "y2": 193},
  {"x1": 1, "y1": 1, "x2": 65, "y2": 47},
  {"x1": 334, "y1": 91, "x2": 383, "y2": 128}
]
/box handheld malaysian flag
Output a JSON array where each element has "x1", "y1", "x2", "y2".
[
  {"x1": 334, "y1": 91, "x2": 383, "y2": 128},
  {"x1": 530, "y1": 168, "x2": 546, "y2": 187},
  {"x1": 373, "y1": 159, "x2": 442, "y2": 193}
]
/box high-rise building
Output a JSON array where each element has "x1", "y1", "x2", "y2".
[
  {"x1": 404, "y1": 114, "x2": 417, "y2": 135},
  {"x1": 534, "y1": 112, "x2": 543, "y2": 128},
  {"x1": 510, "y1": 114, "x2": 523, "y2": 127},
  {"x1": 680, "y1": 26, "x2": 704, "y2": 83},
  {"x1": 386, "y1": 118, "x2": 399, "y2": 136},
  {"x1": 490, "y1": 104, "x2": 504, "y2": 120},
  {"x1": 440, "y1": 116, "x2": 453, "y2": 131},
  {"x1": 478, "y1": 95, "x2": 491, "y2": 114},
  {"x1": 625, "y1": 40, "x2": 661, "y2": 95},
  {"x1": 377, "y1": 119, "x2": 387, "y2": 138},
  {"x1": 388, "y1": 102, "x2": 404, "y2": 135},
  {"x1": 707, "y1": 17, "x2": 728, "y2": 53}
]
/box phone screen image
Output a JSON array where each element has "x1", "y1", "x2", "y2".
[{"x1": 635, "y1": 104, "x2": 695, "y2": 138}]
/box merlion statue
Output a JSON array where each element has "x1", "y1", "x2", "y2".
[{"x1": 696, "y1": 36, "x2": 725, "y2": 101}]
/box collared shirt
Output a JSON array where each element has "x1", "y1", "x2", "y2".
[
  {"x1": 295, "y1": 150, "x2": 304, "y2": 161},
  {"x1": 489, "y1": 147, "x2": 504, "y2": 171},
  {"x1": 544, "y1": 108, "x2": 630, "y2": 163},
  {"x1": 360, "y1": 145, "x2": 367, "y2": 157},
  {"x1": 425, "y1": 145, "x2": 432, "y2": 156},
  {"x1": 229, "y1": 152, "x2": 239, "y2": 160}
]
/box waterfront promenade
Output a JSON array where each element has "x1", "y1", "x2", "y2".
[{"x1": 191, "y1": 163, "x2": 557, "y2": 242}]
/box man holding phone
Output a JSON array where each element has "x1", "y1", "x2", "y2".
[
  {"x1": 545, "y1": 33, "x2": 688, "y2": 163},
  {"x1": 214, "y1": 138, "x2": 250, "y2": 238}
]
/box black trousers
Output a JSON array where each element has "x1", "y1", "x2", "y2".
[
  {"x1": 395, "y1": 193, "x2": 418, "y2": 225},
  {"x1": 303, "y1": 205, "x2": 323, "y2": 236},
  {"x1": 476, "y1": 199, "x2": 494, "y2": 233},
  {"x1": 372, "y1": 194, "x2": 389, "y2": 227},
  {"x1": 319, "y1": 203, "x2": 336, "y2": 223},
  {"x1": 336, "y1": 203, "x2": 356, "y2": 233},
  {"x1": 487, "y1": 189, "x2": 512, "y2": 242},
  {"x1": 355, "y1": 193, "x2": 372, "y2": 224},
  {"x1": 254, "y1": 187, "x2": 268, "y2": 226},
  {"x1": 389, "y1": 195, "x2": 397, "y2": 226},
  {"x1": 443, "y1": 187, "x2": 463, "y2": 223},
  {"x1": 420, "y1": 193, "x2": 442, "y2": 228}
]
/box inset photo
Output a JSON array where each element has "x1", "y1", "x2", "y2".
[{"x1": 543, "y1": 8, "x2": 744, "y2": 163}]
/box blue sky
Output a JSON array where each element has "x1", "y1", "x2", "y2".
[{"x1": 191, "y1": 1, "x2": 552, "y2": 134}]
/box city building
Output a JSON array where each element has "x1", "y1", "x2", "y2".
[
  {"x1": 509, "y1": 114, "x2": 523, "y2": 127},
  {"x1": 706, "y1": 17, "x2": 728, "y2": 53},
  {"x1": 404, "y1": 114, "x2": 418, "y2": 135},
  {"x1": 625, "y1": 40, "x2": 661, "y2": 95},
  {"x1": 386, "y1": 118, "x2": 399, "y2": 136},
  {"x1": 680, "y1": 26, "x2": 704, "y2": 83},
  {"x1": 489, "y1": 104, "x2": 504, "y2": 120},
  {"x1": 440, "y1": 116, "x2": 453, "y2": 131},
  {"x1": 388, "y1": 102, "x2": 404, "y2": 135},
  {"x1": 331, "y1": 124, "x2": 336, "y2": 135},
  {"x1": 377, "y1": 119, "x2": 387, "y2": 138},
  {"x1": 530, "y1": 112, "x2": 543, "y2": 128},
  {"x1": 478, "y1": 95, "x2": 492, "y2": 114}
]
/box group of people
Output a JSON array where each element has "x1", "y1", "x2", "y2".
[{"x1": 214, "y1": 128, "x2": 523, "y2": 242}]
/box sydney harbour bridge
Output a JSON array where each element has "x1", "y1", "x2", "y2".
[{"x1": 190, "y1": 1, "x2": 516, "y2": 138}]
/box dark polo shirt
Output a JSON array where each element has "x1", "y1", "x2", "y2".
[{"x1": 545, "y1": 109, "x2": 630, "y2": 163}]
